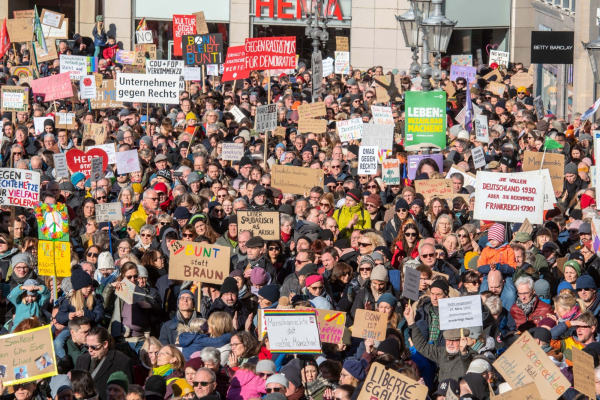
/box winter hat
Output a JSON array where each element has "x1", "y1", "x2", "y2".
[
  {"x1": 258, "y1": 285, "x2": 280, "y2": 303},
  {"x1": 50, "y1": 375, "x2": 72, "y2": 399},
  {"x1": 395, "y1": 198, "x2": 409, "y2": 211},
  {"x1": 346, "y1": 188, "x2": 361, "y2": 202},
  {"x1": 280, "y1": 358, "x2": 303, "y2": 388},
  {"x1": 305, "y1": 275, "x2": 324, "y2": 287},
  {"x1": 187, "y1": 171, "x2": 202, "y2": 185},
  {"x1": 184, "y1": 358, "x2": 204, "y2": 371},
  {"x1": 71, "y1": 268, "x2": 93, "y2": 291},
  {"x1": 11, "y1": 252, "x2": 31, "y2": 268},
  {"x1": 250, "y1": 268, "x2": 269, "y2": 286},
  {"x1": 487, "y1": 223, "x2": 505, "y2": 243},
  {"x1": 377, "y1": 293, "x2": 397, "y2": 308},
  {"x1": 377, "y1": 338, "x2": 401, "y2": 359},
  {"x1": 581, "y1": 194, "x2": 596, "y2": 209},
  {"x1": 370, "y1": 265, "x2": 388, "y2": 282},
  {"x1": 220, "y1": 277, "x2": 238, "y2": 296},
  {"x1": 127, "y1": 218, "x2": 145, "y2": 234},
  {"x1": 577, "y1": 275, "x2": 597, "y2": 291},
  {"x1": 557, "y1": 281, "x2": 574, "y2": 293},
  {"x1": 266, "y1": 374, "x2": 289, "y2": 388},
  {"x1": 564, "y1": 260, "x2": 581, "y2": 277},
  {"x1": 97, "y1": 252, "x2": 115, "y2": 271},
  {"x1": 366, "y1": 194, "x2": 382, "y2": 207},
  {"x1": 107, "y1": 371, "x2": 129, "y2": 393},
  {"x1": 137, "y1": 265, "x2": 149, "y2": 278},
  {"x1": 359, "y1": 255, "x2": 376, "y2": 269},
  {"x1": 538, "y1": 317, "x2": 557, "y2": 328},
  {"x1": 430, "y1": 279, "x2": 450, "y2": 295},
  {"x1": 173, "y1": 207, "x2": 192, "y2": 221},
  {"x1": 145, "y1": 375, "x2": 167, "y2": 398},
  {"x1": 23, "y1": 279, "x2": 39, "y2": 295},
  {"x1": 172, "y1": 379, "x2": 193, "y2": 397},
  {"x1": 178, "y1": 290, "x2": 195, "y2": 306},
  {"x1": 565, "y1": 163, "x2": 578, "y2": 175},
  {"x1": 256, "y1": 360, "x2": 277, "y2": 375},
  {"x1": 342, "y1": 359, "x2": 368, "y2": 381},
  {"x1": 533, "y1": 279, "x2": 550, "y2": 300},
  {"x1": 71, "y1": 172, "x2": 86, "y2": 186}
]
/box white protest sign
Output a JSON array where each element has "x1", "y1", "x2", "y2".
[
  {"x1": 489, "y1": 50, "x2": 509, "y2": 68},
  {"x1": 371, "y1": 106, "x2": 394, "y2": 125},
  {"x1": 520, "y1": 169, "x2": 557, "y2": 211},
  {"x1": 475, "y1": 114, "x2": 489, "y2": 143},
  {"x1": 53, "y1": 153, "x2": 69, "y2": 179},
  {"x1": 334, "y1": 51, "x2": 350, "y2": 74},
  {"x1": 0, "y1": 169, "x2": 40, "y2": 208},
  {"x1": 116, "y1": 73, "x2": 180, "y2": 104},
  {"x1": 2, "y1": 91, "x2": 24, "y2": 111},
  {"x1": 79, "y1": 75, "x2": 97, "y2": 99},
  {"x1": 361, "y1": 124, "x2": 394, "y2": 151},
  {"x1": 57, "y1": 112, "x2": 74, "y2": 127},
  {"x1": 264, "y1": 310, "x2": 321, "y2": 354},
  {"x1": 222, "y1": 143, "x2": 245, "y2": 161},
  {"x1": 115, "y1": 150, "x2": 141, "y2": 174},
  {"x1": 144, "y1": 60, "x2": 185, "y2": 91},
  {"x1": 60, "y1": 55, "x2": 87, "y2": 79},
  {"x1": 473, "y1": 171, "x2": 544, "y2": 224},
  {"x1": 382, "y1": 158, "x2": 400, "y2": 185},
  {"x1": 91, "y1": 158, "x2": 104, "y2": 182},
  {"x1": 256, "y1": 104, "x2": 277, "y2": 132},
  {"x1": 183, "y1": 67, "x2": 201, "y2": 81},
  {"x1": 472, "y1": 146, "x2": 486, "y2": 169},
  {"x1": 337, "y1": 118, "x2": 363, "y2": 142},
  {"x1": 136, "y1": 30, "x2": 153, "y2": 44},
  {"x1": 323, "y1": 57, "x2": 334, "y2": 77},
  {"x1": 596, "y1": 131, "x2": 600, "y2": 208},
  {"x1": 206, "y1": 64, "x2": 219, "y2": 76},
  {"x1": 448, "y1": 166, "x2": 477, "y2": 188},
  {"x1": 439, "y1": 295, "x2": 483, "y2": 331},
  {"x1": 358, "y1": 146, "x2": 378, "y2": 175},
  {"x1": 87, "y1": 144, "x2": 117, "y2": 165},
  {"x1": 230, "y1": 106, "x2": 245, "y2": 123},
  {"x1": 96, "y1": 203, "x2": 124, "y2": 222},
  {"x1": 33, "y1": 117, "x2": 53, "y2": 136}
]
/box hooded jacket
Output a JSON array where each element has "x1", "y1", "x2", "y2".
[
  {"x1": 333, "y1": 204, "x2": 371, "y2": 239},
  {"x1": 226, "y1": 369, "x2": 267, "y2": 400},
  {"x1": 478, "y1": 243, "x2": 516, "y2": 269}
]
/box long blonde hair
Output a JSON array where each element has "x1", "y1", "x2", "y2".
[{"x1": 70, "y1": 289, "x2": 94, "y2": 312}]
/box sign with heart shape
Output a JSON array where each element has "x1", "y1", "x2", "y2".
[
  {"x1": 66, "y1": 148, "x2": 109, "y2": 179},
  {"x1": 486, "y1": 44, "x2": 499, "y2": 55}
]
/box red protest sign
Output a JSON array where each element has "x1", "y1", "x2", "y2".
[
  {"x1": 223, "y1": 46, "x2": 249, "y2": 82},
  {"x1": 173, "y1": 15, "x2": 196, "y2": 57},
  {"x1": 30, "y1": 73, "x2": 73, "y2": 102},
  {"x1": 245, "y1": 37, "x2": 296, "y2": 70},
  {"x1": 66, "y1": 148, "x2": 109, "y2": 179}
]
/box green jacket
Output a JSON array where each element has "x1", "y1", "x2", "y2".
[{"x1": 333, "y1": 204, "x2": 371, "y2": 239}]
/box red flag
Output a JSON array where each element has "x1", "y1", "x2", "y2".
[{"x1": 0, "y1": 18, "x2": 10, "y2": 59}]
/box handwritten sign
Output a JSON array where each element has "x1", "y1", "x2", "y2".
[
  {"x1": 14, "y1": 10, "x2": 34, "y2": 19},
  {"x1": 371, "y1": 106, "x2": 394, "y2": 125},
  {"x1": 298, "y1": 119, "x2": 327, "y2": 134},
  {"x1": 66, "y1": 148, "x2": 108, "y2": 179},
  {"x1": 169, "y1": 240, "x2": 231, "y2": 284},
  {"x1": 337, "y1": 118, "x2": 363, "y2": 141},
  {"x1": 572, "y1": 347, "x2": 596, "y2": 400},
  {"x1": 222, "y1": 143, "x2": 244, "y2": 161},
  {"x1": 264, "y1": 310, "x2": 321, "y2": 354},
  {"x1": 494, "y1": 331, "x2": 570, "y2": 400},
  {"x1": 336, "y1": 37, "x2": 349, "y2": 52},
  {"x1": 55, "y1": 112, "x2": 75, "y2": 129},
  {"x1": 438, "y1": 295, "x2": 483, "y2": 330},
  {"x1": 115, "y1": 150, "x2": 141, "y2": 174},
  {"x1": 183, "y1": 67, "x2": 201, "y2": 81},
  {"x1": 415, "y1": 179, "x2": 452, "y2": 197},
  {"x1": 115, "y1": 277, "x2": 136, "y2": 305},
  {"x1": 517, "y1": 170, "x2": 556, "y2": 211},
  {"x1": 451, "y1": 55, "x2": 473, "y2": 66},
  {"x1": 492, "y1": 383, "x2": 542, "y2": 400},
  {"x1": 475, "y1": 114, "x2": 489, "y2": 143},
  {"x1": 1, "y1": 87, "x2": 28, "y2": 112},
  {"x1": 362, "y1": 124, "x2": 394, "y2": 151},
  {"x1": 38, "y1": 241, "x2": 71, "y2": 277},
  {"x1": 81, "y1": 123, "x2": 106, "y2": 145},
  {"x1": 193, "y1": 11, "x2": 209, "y2": 34},
  {"x1": 512, "y1": 73, "x2": 534, "y2": 89},
  {"x1": 6, "y1": 19, "x2": 33, "y2": 43},
  {"x1": 314, "y1": 309, "x2": 346, "y2": 344},
  {"x1": 521, "y1": 151, "x2": 564, "y2": 192},
  {"x1": 358, "y1": 146, "x2": 378, "y2": 175},
  {"x1": 237, "y1": 210, "x2": 280, "y2": 240},
  {"x1": 91, "y1": 80, "x2": 124, "y2": 109},
  {"x1": 245, "y1": 37, "x2": 296, "y2": 70},
  {"x1": 41, "y1": 9, "x2": 64, "y2": 28},
  {"x1": 60, "y1": 55, "x2": 88, "y2": 79},
  {"x1": 135, "y1": 30, "x2": 153, "y2": 44},
  {"x1": 352, "y1": 309, "x2": 387, "y2": 340},
  {"x1": 182, "y1": 34, "x2": 224, "y2": 66},
  {"x1": 373, "y1": 75, "x2": 403, "y2": 103},
  {"x1": 472, "y1": 146, "x2": 487, "y2": 169},
  {"x1": 222, "y1": 46, "x2": 249, "y2": 82},
  {"x1": 0, "y1": 169, "x2": 39, "y2": 209},
  {"x1": 173, "y1": 15, "x2": 196, "y2": 57},
  {"x1": 357, "y1": 362, "x2": 427, "y2": 400},
  {"x1": 271, "y1": 165, "x2": 323, "y2": 196},
  {"x1": 298, "y1": 103, "x2": 326, "y2": 120},
  {"x1": 42, "y1": 18, "x2": 68, "y2": 39},
  {"x1": 403, "y1": 266, "x2": 421, "y2": 302},
  {"x1": 382, "y1": 158, "x2": 400, "y2": 185},
  {"x1": 334, "y1": 51, "x2": 350, "y2": 74},
  {"x1": 96, "y1": 203, "x2": 123, "y2": 223},
  {"x1": 256, "y1": 104, "x2": 277, "y2": 132},
  {"x1": 30, "y1": 73, "x2": 73, "y2": 102},
  {"x1": 53, "y1": 154, "x2": 69, "y2": 179},
  {"x1": 490, "y1": 50, "x2": 509, "y2": 68},
  {"x1": 450, "y1": 65, "x2": 477, "y2": 82}
]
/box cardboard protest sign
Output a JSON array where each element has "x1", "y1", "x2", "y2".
[
  {"x1": 298, "y1": 103, "x2": 326, "y2": 120},
  {"x1": 121, "y1": 64, "x2": 145, "y2": 73},
  {"x1": 256, "y1": 104, "x2": 277, "y2": 132},
  {"x1": 1, "y1": 87, "x2": 28, "y2": 112},
  {"x1": 488, "y1": 82, "x2": 506, "y2": 96},
  {"x1": 382, "y1": 159, "x2": 400, "y2": 185},
  {"x1": 222, "y1": 46, "x2": 249, "y2": 82},
  {"x1": 358, "y1": 146, "x2": 378, "y2": 175},
  {"x1": 337, "y1": 118, "x2": 363, "y2": 141},
  {"x1": 492, "y1": 384, "x2": 542, "y2": 400},
  {"x1": 6, "y1": 19, "x2": 33, "y2": 43},
  {"x1": 42, "y1": 18, "x2": 68, "y2": 39},
  {"x1": 55, "y1": 112, "x2": 76, "y2": 129},
  {"x1": 415, "y1": 179, "x2": 452, "y2": 197},
  {"x1": 271, "y1": 165, "x2": 323, "y2": 196},
  {"x1": 38, "y1": 241, "x2": 71, "y2": 277},
  {"x1": 182, "y1": 34, "x2": 224, "y2": 66},
  {"x1": 483, "y1": 68, "x2": 503, "y2": 82},
  {"x1": 264, "y1": 310, "x2": 321, "y2": 354},
  {"x1": 362, "y1": 124, "x2": 394, "y2": 151},
  {"x1": 96, "y1": 203, "x2": 123, "y2": 223},
  {"x1": 81, "y1": 123, "x2": 107, "y2": 145},
  {"x1": 494, "y1": 331, "x2": 570, "y2": 400},
  {"x1": 450, "y1": 65, "x2": 477, "y2": 82},
  {"x1": 305, "y1": 308, "x2": 346, "y2": 344},
  {"x1": 407, "y1": 154, "x2": 443, "y2": 180},
  {"x1": 512, "y1": 73, "x2": 533, "y2": 89},
  {"x1": 352, "y1": 309, "x2": 387, "y2": 340},
  {"x1": 115, "y1": 50, "x2": 135, "y2": 65},
  {"x1": 135, "y1": 44, "x2": 156, "y2": 60},
  {"x1": 0, "y1": 169, "x2": 39, "y2": 208},
  {"x1": 193, "y1": 11, "x2": 209, "y2": 34},
  {"x1": 490, "y1": 50, "x2": 509, "y2": 68},
  {"x1": 41, "y1": 9, "x2": 64, "y2": 28},
  {"x1": 274, "y1": 127, "x2": 286, "y2": 138},
  {"x1": 53, "y1": 153, "x2": 69, "y2": 179},
  {"x1": 521, "y1": 151, "x2": 564, "y2": 192},
  {"x1": 298, "y1": 119, "x2": 327, "y2": 134},
  {"x1": 169, "y1": 240, "x2": 231, "y2": 284},
  {"x1": 472, "y1": 146, "x2": 487, "y2": 169},
  {"x1": 336, "y1": 37, "x2": 349, "y2": 52},
  {"x1": 371, "y1": 106, "x2": 394, "y2": 125},
  {"x1": 115, "y1": 277, "x2": 136, "y2": 305},
  {"x1": 519, "y1": 170, "x2": 557, "y2": 210},
  {"x1": 14, "y1": 10, "x2": 34, "y2": 19},
  {"x1": 438, "y1": 295, "x2": 483, "y2": 330},
  {"x1": 33, "y1": 41, "x2": 58, "y2": 62},
  {"x1": 115, "y1": 73, "x2": 179, "y2": 105},
  {"x1": 444, "y1": 82, "x2": 456, "y2": 98},
  {"x1": 30, "y1": 73, "x2": 73, "y2": 102},
  {"x1": 334, "y1": 51, "x2": 350, "y2": 74},
  {"x1": 173, "y1": 15, "x2": 196, "y2": 57},
  {"x1": 405, "y1": 91, "x2": 446, "y2": 149},
  {"x1": 473, "y1": 171, "x2": 544, "y2": 224},
  {"x1": 572, "y1": 346, "x2": 596, "y2": 400},
  {"x1": 448, "y1": 165, "x2": 477, "y2": 187},
  {"x1": 373, "y1": 75, "x2": 403, "y2": 103},
  {"x1": 0, "y1": 325, "x2": 58, "y2": 385},
  {"x1": 475, "y1": 114, "x2": 489, "y2": 143},
  {"x1": 403, "y1": 266, "x2": 421, "y2": 302},
  {"x1": 135, "y1": 30, "x2": 153, "y2": 44},
  {"x1": 91, "y1": 80, "x2": 124, "y2": 109},
  {"x1": 245, "y1": 37, "x2": 296, "y2": 70},
  {"x1": 222, "y1": 143, "x2": 244, "y2": 161},
  {"x1": 357, "y1": 362, "x2": 428, "y2": 400},
  {"x1": 451, "y1": 55, "x2": 473, "y2": 66},
  {"x1": 66, "y1": 148, "x2": 109, "y2": 179},
  {"x1": 238, "y1": 210, "x2": 280, "y2": 240}
]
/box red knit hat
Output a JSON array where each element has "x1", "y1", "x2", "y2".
[
  {"x1": 581, "y1": 194, "x2": 596, "y2": 209},
  {"x1": 488, "y1": 223, "x2": 505, "y2": 243}
]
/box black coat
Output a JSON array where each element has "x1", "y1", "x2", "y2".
[{"x1": 75, "y1": 349, "x2": 134, "y2": 400}]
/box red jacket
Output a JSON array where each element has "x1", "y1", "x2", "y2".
[
  {"x1": 103, "y1": 44, "x2": 119, "y2": 61},
  {"x1": 510, "y1": 296, "x2": 554, "y2": 331},
  {"x1": 391, "y1": 240, "x2": 420, "y2": 268}
]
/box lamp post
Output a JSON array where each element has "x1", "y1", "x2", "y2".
[
  {"x1": 300, "y1": 0, "x2": 339, "y2": 55},
  {"x1": 396, "y1": 0, "x2": 455, "y2": 91},
  {"x1": 583, "y1": 35, "x2": 600, "y2": 84}
]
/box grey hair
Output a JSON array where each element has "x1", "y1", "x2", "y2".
[
  {"x1": 514, "y1": 276, "x2": 534, "y2": 292},
  {"x1": 484, "y1": 295, "x2": 503, "y2": 316},
  {"x1": 140, "y1": 224, "x2": 155, "y2": 236},
  {"x1": 200, "y1": 348, "x2": 221, "y2": 366},
  {"x1": 16, "y1": 160, "x2": 29, "y2": 169},
  {"x1": 178, "y1": 166, "x2": 192, "y2": 173},
  {"x1": 118, "y1": 186, "x2": 135, "y2": 202},
  {"x1": 449, "y1": 173, "x2": 464, "y2": 184},
  {"x1": 501, "y1": 142, "x2": 515, "y2": 150},
  {"x1": 232, "y1": 198, "x2": 247, "y2": 208},
  {"x1": 207, "y1": 123, "x2": 219, "y2": 132},
  {"x1": 143, "y1": 189, "x2": 157, "y2": 200},
  {"x1": 434, "y1": 214, "x2": 453, "y2": 232},
  {"x1": 44, "y1": 134, "x2": 56, "y2": 142},
  {"x1": 280, "y1": 214, "x2": 294, "y2": 226}
]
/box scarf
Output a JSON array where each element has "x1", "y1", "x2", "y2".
[
  {"x1": 561, "y1": 304, "x2": 581, "y2": 322},
  {"x1": 516, "y1": 296, "x2": 536, "y2": 316},
  {"x1": 152, "y1": 364, "x2": 174, "y2": 377},
  {"x1": 462, "y1": 242, "x2": 474, "y2": 253},
  {"x1": 121, "y1": 201, "x2": 135, "y2": 216},
  {"x1": 429, "y1": 306, "x2": 441, "y2": 342},
  {"x1": 228, "y1": 232, "x2": 238, "y2": 248},
  {"x1": 99, "y1": 270, "x2": 119, "y2": 287},
  {"x1": 281, "y1": 231, "x2": 292, "y2": 243},
  {"x1": 486, "y1": 241, "x2": 508, "y2": 249},
  {"x1": 239, "y1": 284, "x2": 248, "y2": 297}
]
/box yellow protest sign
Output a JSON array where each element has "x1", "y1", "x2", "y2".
[
  {"x1": 169, "y1": 240, "x2": 231, "y2": 284},
  {"x1": 38, "y1": 241, "x2": 71, "y2": 277}
]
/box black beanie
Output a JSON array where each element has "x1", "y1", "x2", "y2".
[
  {"x1": 71, "y1": 268, "x2": 93, "y2": 291},
  {"x1": 430, "y1": 279, "x2": 449, "y2": 295},
  {"x1": 377, "y1": 338, "x2": 401, "y2": 359},
  {"x1": 220, "y1": 277, "x2": 238, "y2": 296},
  {"x1": 346, "y1": 188, "x2": 361, "y2": 202},
  {"x1": 239, "y1": 157, "x2": 253, "y2": 168},
  {"x1": 145, "y1": 375, "x2": 167, "y2": 398}
]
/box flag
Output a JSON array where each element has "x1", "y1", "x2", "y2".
[
  {"x1": 137, "y1": 18, "x2": 147, "y2": 31},
  {"x1": 0, "y1": 19, "x2": 10, "y2": 59},
  {"x1": 33, "y1": 6, "x2": 47, "y2": 53},
  {"x1": 544, "y1": 138, "x2": 564, "y2": 150},
  {"x1": 464, "y1": 79, "x2": 473, "y2": 131},
  {"x1": 582, "y1": 97, "x2": 600, "y2": 121}
]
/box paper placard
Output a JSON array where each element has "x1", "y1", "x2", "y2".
[
  {"x1": 361, "y1": 124, "x2": 394, "y2": 151},
  {"x1": 91, "y1": 80, "x2": 124, "y2": 109},
  {"x1": 373, "y1": 75, "x2": 403, "y2": 103},
  {"x1": 1, "y1": 87, "x2": 28, "y2": 113},
  {"x1": 371, "y1": 106, "x2": 394, "y2": 125},
  {"x1": 448, "y1": 165, "x2": 477, "y2": 187},
  {"x1": 81, "y1": 123, "x2": 107, "y2": 145},
  {"x1": 91, "y1": 157, "x2": 104, "y2": 182},
  {"x1": 357, "y1": 362, "x2": 427, "y2": 400},
  {"x1": 41, "y1": 9, "x2": 64, "y2": 28},
  {"x1": 86, "y1": 144, "x2": 117, "y2": 165},
  {"x1": 271, "y1": 165, "x2": 323, "y2": 196},
  {"x1": 206, "y1": 64, "x2": 219, "y2": 76},
  {"x1": 256, "y1": 104, "x2": 277, "y2": 132},
  {"x1": 193, "y1": 11, "x2": 210, "y2": 34},
  {"x1": 450, "y1": 65, "x2": 477, "y2": 82},
  {"x1": 264, "y1": 309, "x2": 321, "y2": 354},
  {"x1": 66, "y1": 148, "x2": 109, "y2": 179},
  {"x1": 115, "y1": 150, "x2": 141, "y2": 174},
  {"x1": 135, "y1": 30, "x2": 153, "y2": 44},
  {"x1": 519, "y1": 169, "x2": 557, "y2": 210},
  {"x1": 30, "y1": 72, "x2": 72, "y2": 102},
  {"x1": 337, "y1": 118, "x2": 363, "y2": 141},
  {"x1": 438, "y1": 295, "x2": 483, "y2": 330},
  {"x1": 183, "y1": 67, "x2": 201, "y2": 81},
  {"x1": 473, "y1": 171, "x2": 544, "y2": 225},
  {"x1": 489, "y1": 50, "x2": 509, "y2": 68},
  {"x1": 42, "y1": 18, "x2": 68, "y2": 39},
  {"x1": 134, "y1": 44, "x2": 156, "y2": 60},
  {"x1": 245, "y1": 37, "x2": 296, "y2": 70},
  {"x1": 38, "y1": 240, "x2": 71, "y2": 276},
  {"x1": 6, "y1": 19, "x2": 33, "y2": 43},
  {"x1": 53, "y1": 153, "x2": 69, "y2": 179},
  {"x1": 229, "y1": 106, "x2": 245, "y2": 123},
  {"x1": 168, "y1": 240, "x2": 231, "y2": 284},
  {"x1": 334, "y1": 51, "x2": 350, "y2": 74},
  {"x1": 33, "y1": 117, "x2": 52, "y2": 136},
  {"x1": 472, "y1": 146, "x2": 487, "y2": 169},
  {"x1": 382, "y1": 158, "x2": 400, "y2": 185},
  {"x1": 301, "y1": 308, "x2": 346, "y2": 344},
  {"x1": 298, "y1": 119, "x2": 327, "y2": 134},
  {"x1": 511, "y1": 73, "x2": 534, "y2": 89},
  {"x1": 403, "y1": 267, "x2": 421, "y2": 302},
  {"x1": 572, "y1": 346, "x2": 596, "y2": 400},
  {"x1": 451, "y1": 55, "x2": 473, "y2": 66},
  {"x1": 475, "y1": 114, "x2": 489, "y2": 143},
  {"x1": 222, "y1": 46, "x2": 249, "y2": 82},
  {"x1": 521, "y1": 150, "x2": 565, "y2": 191},
  {"x1": 336, "y1": 37, "x2": 349, "y2": 52},
  {"x1": 352, "y1": 309, "x2": 387, "y2": 340},
  {"x1": 237, "y1": 210, "x2": 280, "y2": 241},
  {"x1": 493, "y1": 383, "x2": 542, "y2": 400},
  {"x1": 298, "y1": 102, "x2": 326, "y2": 120},
  {"x1": 173, "y1": 15, "x2": 197, "y2": 57},
  {"x1": 114, "y1": 277, "x2": 136, "y2": 304},
  {"x1": 494, "y1": 331, "x2": 570, "y2": 400},
  {"x1": 79, "y1": 75, "x2": 97, "y2": 100},
  {"x1": 55, "y1": 112, "x2": 75, "y2": 129},
  {"x1": 222, "y1": 143, "x2": 244, "y2": 161},
  {"x1": 488, "y1": 81, "x2": 506, "y2": 96},
  {"x1": 95, "y1": 203, "x2": 123, "y2": 223},
  {"x1": 358, "y1": 146, "x2": 378, "y2": 175},
  {"x1": 60, "y1": 54, "x2": 88, "y2": 79},
  {"x1": 115, "y1": 73, "x2": 179, "y2": 104},
  {"x1": 415, "y1": 179, "x2": 452, "y2": 197}
]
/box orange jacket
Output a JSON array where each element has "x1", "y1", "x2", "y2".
[{"x1": 477, "y1": 244, "x2": 516, "y2": 269}]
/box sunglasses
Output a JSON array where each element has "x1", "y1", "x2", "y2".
[
  {"x1": 367, "y1": 185, "x2": 378, "y2": 189},
  {"x1": 126, "y1": 275, "x2": 139, "y2": 280},
  {"x1": 183, "y1": 233, "x2": 195, "y2": 238},
  {"x1": 193, "y1": 381, "x2": 214, "y2": 387},
  {"x1": 457, "y1": 234, "x2": 468, "y2": 238},
  {"x1": 358, "y1": 242, "x2": 372, "y2": 247},
  {"x1": 96, "y1": 196, "x2": 107, "y2": 201},
  {"x1": 405, "y1": 232, "x2": 417, "y2": 237},
  {"x1": 359, "y1": 267, "x2": 372, "y2": 272},
  {"x1": 85, "y1": 343, "x2": 104, "y2": 351},
  {"x1": 397, "y1": 208, "x2": 408, "y2": 212},
  {"x1": 87, "y1": 252, "x2": 99, "y2": 258},
  {"x1": 258, "y1": 372, "x2": 273, "y2": 379},
  {"x1": 141, "y1": 234, "x2": 153, "y2": 238},
  {"x1": 421, "y1": 253, "x2": 435, "y2": 258},
  {"x1": 268, "y1": 247, "x2": 279, "y2": 251},
  {"x1": 266, "y1": 388, "x2": 284, "y2": 394}
]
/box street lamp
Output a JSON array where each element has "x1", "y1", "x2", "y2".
[
  {"x1": 583, "y1": 35, "x2": 600, "y2": 83},
  {"x1": 299, "y1": 0, "x2": 339, "y2": 54},
  {"x1": 396, "y1": 4, "x2": 422, "y2": 78}
]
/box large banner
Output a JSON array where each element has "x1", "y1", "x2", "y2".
[
  {"x1": 245, "y1": 37, "x2": 296, "y2": 70},
  {"x1": 404, "y1": 91, "x2": 447, "y2": 149},
  {"x1": 115, "y1": 73, "x2": 180, "y2": 104},
  {"x1": 0, "y1": 169, "x2": 40, "y2": 208}
]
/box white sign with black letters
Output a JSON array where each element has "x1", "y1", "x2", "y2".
[
  {"x1": 255, "y1": 104, "x2": 277, "y2": 133},
  {"x1": 358, "y1": 146, "x2": 378, "y2": 175}
]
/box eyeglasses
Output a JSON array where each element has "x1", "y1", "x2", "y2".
[
  {"x1": 358, "y1": 242, "x2": 372, "y2": 247},
  {"x1": 367, "y1": 185, "x2": 378, "y2": 189},
  {"x1": 87, "y1": 252, "x2": 99, "y2": 258},
  {"x1": 405, "y1": 232, "x2": 417, "y2": 237},
  {"x1": 230, "y1": 342, "x2": 242, "y2": 347},
  {"x1": 126, "y1": 274, "x2": 138, "y2": 280},
  {"x1": 118, "y1": 247, "x2": 130, "y2": 251},
  {"x1": 359, "y1": 267, "x2": 372, "y2": 272},
  {"x1": 421, "y1": 253, "x2": 435, "y2": 258},
  {"x1": 397, "y1": 208, "x2": 408, "y2": 213},
  {"x1": 85, "y1": 343, "x2": 104, "y2": 351},
  {"x1": 266, "y1": 388, "x2": 284, "y2": 394},
  {"x1": 268, "y1": 247, "x2": 279, "y2": 251},
  {"x1": 578, "y1": 288, "x2": 594, "y2": 292},
  {"x1": 258, "y1": 373, "x2": 273, "y2": 379},
  {"x1": 331, "y1": 165, "x2": 341, "y2": 169},
  {"x1": 213, "y1": 209, "x2": 224, "y2": 214},
  {"x1": 141, "y1": 234, "x2": 153, "y2": 238},
  {"x1": 193, "y1": 381, "x2": 214, "y2": 387},
  {"x1": 296, "y1": 259, "x2": 308, "y2": 264},
  {"x1": 457, "y1": 234, "x2": 468, "y2": 238},
  {"x1": 320, "y1": 202, "x2": 330, "y2": 207},
  {"x1": 183, "y1": 233, "x2": 195, "y2": 238},
  {"x1": 148, "y1": 197, "x2": 159, "y2": 201}
]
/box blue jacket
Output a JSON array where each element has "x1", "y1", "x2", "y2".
[
  {"x1": 55, "y1": 293, "x2": 104, "y2": 326},
  {"x1": 8, "y1": 284, "x2": 50, "y2": 331},
  {"x1": 159, "y1": 310, "x2": 198, "y2": 345},
  {"x1": 178, "y1": 332, "x2": 232, "y2": 360},
  {"x1": 479, "y1": 275, "x2": 517, "y2": 312}
]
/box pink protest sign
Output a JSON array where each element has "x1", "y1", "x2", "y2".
[{"x1": 30, "y1": 73, "x2": 73, "y2": 102}]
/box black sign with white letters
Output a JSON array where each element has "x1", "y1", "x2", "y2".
[{"x1": 530, "y1": 31, "x2": 574, "y2": 64}]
